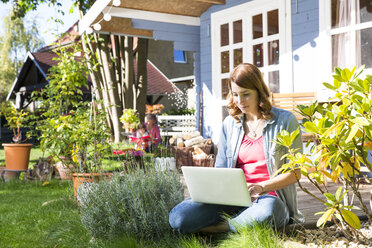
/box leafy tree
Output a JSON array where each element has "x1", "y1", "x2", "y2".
[
  {"x1": 0, "y1": 8, "x2": 44, "y2": 102},
  {"x1": 2, "y1": 0, "x2": 149, "y2": 143}
]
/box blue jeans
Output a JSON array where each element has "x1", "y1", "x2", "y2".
[{"x1": 169, "y1": 195, "x2": 289, "y2": 234}]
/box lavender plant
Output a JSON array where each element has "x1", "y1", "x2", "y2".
[{"x1": 78, "y1": 167, "x2": 184, "y2": 241}]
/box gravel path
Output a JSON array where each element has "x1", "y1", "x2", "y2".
[{"x1": 286, "y1": 220, "x2": 372, "y2": 248}]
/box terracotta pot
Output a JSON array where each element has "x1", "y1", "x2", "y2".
[
  {"x1": 2, "y1": 143, "x2": 32, "y2": 171},
  {"x1": 71, "y1": 172, "x2": 113, "y2": 197},
  {"x1": 54, "y1": 162, "x2": 75, "y2": 180}
]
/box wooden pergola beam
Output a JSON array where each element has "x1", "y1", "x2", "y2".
[
  {"x1": 94, "y1": 17, "x2": 153, "y2": 38},
  {"x1": 195, "y1": 0, "x2": 225, "y2": 4}
]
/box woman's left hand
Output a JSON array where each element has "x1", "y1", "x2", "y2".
[{"x1": 247, "y1": 183, "x2": 265, "y2": 201}]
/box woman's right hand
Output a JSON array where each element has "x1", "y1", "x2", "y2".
[{"x1": 247, "y1": 183, "x2": 265, "y2": 201}]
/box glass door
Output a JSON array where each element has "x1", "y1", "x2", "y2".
[{"x1": 211, "y1": 0, "x2": 290, "y2": 121}]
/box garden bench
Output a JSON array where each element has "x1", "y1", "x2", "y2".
[
  {"x1": 157, "y1": 115, "x2": 197, "y2": 137},
  {"x1": 271, "y1": 92, "x2": 317, "y2": 142}
]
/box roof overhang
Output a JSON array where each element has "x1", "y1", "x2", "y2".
[{"x1": 78, "y1": 0, "x2": 225, "y2": 36}]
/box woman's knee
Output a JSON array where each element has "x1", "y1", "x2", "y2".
[
  {"x1": 168, "y1": 200, "x2": 198, "y2": 234},
  {"x1": 231, "y1": 196, "x2": 289, "y2": 229}
]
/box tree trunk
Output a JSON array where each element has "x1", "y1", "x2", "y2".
[
  {"x1": 136, "y1": 38, "x2": 148, "y2": 122},
  {"x1": 99, "y1": 34, "x2": 123, "y2": 143},
  {"x1": 94, "y1": 33, "x2": 115, "y2": 139},
  {"x1": 123, "y1": 36, "x2": 134, "y2": 109}
]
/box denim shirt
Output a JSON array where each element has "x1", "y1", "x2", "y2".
[{"x1": 215, "y1": 107, "x2": 305, "y2": 224}]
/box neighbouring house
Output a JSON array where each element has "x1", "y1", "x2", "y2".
[
  {"x1": 6, "y1": 23, "x2": 196, "y2": 113},
  {"x1": 78, "y1": 0, "x2": 372, "y2": 142}
]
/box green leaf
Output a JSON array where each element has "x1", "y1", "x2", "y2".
[
  {"x1": 304, "y1": 122, "x2": 318, "y2": 133},
  {"x1": 340, "y1": 209, "x2": 361, "y2": 229},
  {"x1": 345, "y1": 123, "x2": 360, "y2": 143},
  {"x1": 341, "y1": 68, "x2": 352, "y2": 82},
  {"x1": 323, "y1": 82, "x2": 336, "y2": 90},
  {"x1": 350, "y1": 66, "x2": 356, "y2": 78},
  {"x1": 365, "y1": 126, "x2": 372, "y2": 140},
  {"x1": 322, "y1": 120, "x2": 346, "y2": 138},
  {"x1": 351, "y1": 117, "x2": 369, "y2": 126},
  {"x1": 334, "y1": 67, "x2": 342, "y2": 76},
  {"x1": 290, "y1": 128, "x2": 300, "y2": 144},
  {"x1": 334, "y1": 79, "x2": 341, "y2": 89},
  {"x1": 317, "y1": 209, "x2": 335, "y2": 227},
  {"x1": 353, "y1": 65, "x2": 365, "y2": 80},
  {"x1": 335, "y1": 187, "x2": 343, "y2": 201},
  {"x1": 321, "y1": 139, "x2": 335, "y2": 146},
  {"x1": 324, "y1": 193, "x2": 337, "y2": 202}
]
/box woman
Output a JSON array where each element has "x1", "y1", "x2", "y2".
[
  {"x1": 145, "y1": 114, "x2": 162, "y2": 151},
  {"x1": 169, "y1": 63, "x2": 304, "y2": 234}
]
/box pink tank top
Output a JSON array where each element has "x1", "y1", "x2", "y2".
[{"x1": 237, "y1": 135, "x2": 277, "y2": 197}]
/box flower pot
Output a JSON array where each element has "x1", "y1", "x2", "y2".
[
  {"x1": 54, "y1": 162, "x2": 75, "y2": 180},
  {"x1": 2, "y1": 143, "x2": 32, "y2": 171},
  {"x1": 71, "y1": 172, "x2": 113, "y2": 197},
  {"x1": 154, "y1": 157, "x2": 176, "y2": 171}
]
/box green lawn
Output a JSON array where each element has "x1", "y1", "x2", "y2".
[
  {"x1": 0, "y1": 180, "x2": 91, "y2": 247},
  {"x1": 0, "y1": 179, "x2": 287, "y2": 248}
]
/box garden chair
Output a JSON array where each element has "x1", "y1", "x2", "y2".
[{"x1": 271, "y1": 92, "x2": 317, "y2": 142}]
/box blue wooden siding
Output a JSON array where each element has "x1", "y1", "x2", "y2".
[
  {"x1": 132, "y1": 20, "x2": 200, "y2": 52},
  {"x1": 129, "y1": 0, "x2": 321, "y2": 140},
  {"x1": 291, "y1": 0, "x2": 319, "y2": 50},
  {"x1": 291, "y1": 0, "x2": 320, "y2": 93},
  {"x1": 199, "y1": 0, "x2": 320, "y2": 140}
]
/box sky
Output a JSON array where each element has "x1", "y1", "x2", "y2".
[{"x1": 0, "y1": 0, "x2": 80, "y2": 46}]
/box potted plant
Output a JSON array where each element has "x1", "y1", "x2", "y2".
[
  {"x1": 120, "y1": 108, "x2": 140, "y2": 132},
  {"x1": 32, "y1": 44, "x2": 112, "y2": 192},
  {"x1": 0, "y1": 102, "x2": 32, "y2": 171}
]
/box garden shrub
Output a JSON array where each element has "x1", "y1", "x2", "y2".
[{"x1": 77, "y1": 167, "x2": 184, "y2": 241}]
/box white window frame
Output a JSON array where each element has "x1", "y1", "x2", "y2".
[
  {"x1": 211, "y1": 0, "x2": 292, "y2": 122},
  {"x1": 319, "y1": 0, "x2": 372, "y2": 79}
]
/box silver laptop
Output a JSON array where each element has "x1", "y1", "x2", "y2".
[{"x1": 181, "y1": 166, "x2": 252, "y2": 207}]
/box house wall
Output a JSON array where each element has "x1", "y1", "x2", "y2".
[
  {"x1": 200, "y1": 0, "x2": 322, "y2": 142},
  {"x1": 131, "y1": 0, "x2": 324, "y2": 142},
  {"x1": 147, "y1": 39, "x2": 194, "y2": 79},
  {"x1": 291, "y1": 0, "x2": 325, "y2": 97},
  {"x1": 131, "y1": 19, "x2": 200, "y2": 123},
  {"x1": 131, "y1": 19, "x2": 201, "y2": 130}
]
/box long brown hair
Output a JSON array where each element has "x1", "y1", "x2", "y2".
[{"x1": 226, "y1": 63, "x2": 272, "y2": 122}]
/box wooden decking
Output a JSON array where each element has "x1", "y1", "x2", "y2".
[
  {"x1": 180, "y1": 175, "x2": 371, "y2": 228},
  {"x1": 295, "y1": 178, "x2": 371, "y2": 227}
]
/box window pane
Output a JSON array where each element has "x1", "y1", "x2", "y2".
[
  {"x1": 357, "y1": 28, "x2": 372, "y2": 68},
  {"x1": 234, "y1": 48, "x2": 243, "y2": 68},
  {"x1": 331, "y1": 0, "x2": 352, "y2": 28},
  {"x1": 221, "y1": 51, "x2": 230, "y2": 73},
  {"x1": 252, "y1": 14, "x2": 263, "y2": 39},
  {"x1": 268, "y1": 71, "x2": 280, "y2": 93},
  {"x1": 268, "y1": 40, "x2": 279, "y2": 65},
  {"x1": 220, "y1": 23, "x2": 229, "y2": 46},
  {"x1": 267, "y1": 9, "x2": 279, "y2": 35},
  {"x1": 221, "y1": 78, "x2": 229, "y2": 100},
  {"x1": 233, "y1": 20, "x2": 243, "y2": 43},
  {"x1": 174, "y1": 50, "x2": 187, "y2": 63},
  {"x1": 253, "y1": 44, "x2": 263, "y2": 67},
  {"x1": 332, "y1": 32, "x2": 351, "y2": 69},
  {"x1": 358, "y1": 0, "x2": 372, "y2": 23}
]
